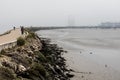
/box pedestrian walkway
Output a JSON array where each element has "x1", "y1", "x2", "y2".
[{"x1": 0, "y1": 28, "x2": 26, "y2": 50}]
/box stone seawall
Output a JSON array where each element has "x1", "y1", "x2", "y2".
[{"x1": 0, "y1": 31, "x2": 73, "y2": 80}]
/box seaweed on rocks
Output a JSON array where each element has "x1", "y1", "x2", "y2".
[{"x1": 39, "y1": 38, "x2": 74, "y2": 80}]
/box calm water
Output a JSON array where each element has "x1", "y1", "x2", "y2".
[
  {"x1": 0, "y1": 26, "x2": 20, "y2": 34},
  {"x1": 37, "y1": 29, "x2": 120, "y2": 80}
]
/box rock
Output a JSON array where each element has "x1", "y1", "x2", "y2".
[
  {"x1": 55, "y1": 65, "x2": 63, "y2": 74},
  {"x1": 89, "y1": 72, "x2": 92, "y2": 74},
  {"x1": 69, "y1": 69, "x2": 74, "y2": 72},
  {"x1": 60, "y1": 77, "x2": 67, "y2": 80},
  {"x1": 0, "y1": 62, "x2": 2, "y2": 67},
  {"x1": 48, "y1": 64, "x2": 57, "y2": 74},
  {"x1": 66, "y1": 73, "x2": 74, "y2": 78},
  {"x1": 54, "y1": 77, "x2": 61, "y2": 80},
  {"x1": 30, "y1": 46, "x2": 35, "y2": 51},
  {"x1": 80, "y1": 51, "x2": 82, "y2": 53},
  {"x1": 81, "y1": 75, "x2": 84, "y2": 78},
  {"x1": 90, "y1": 52, "x2": 93, "y2": 54},
  {"x1": 105, "y1": 64, "x2": 107, "y2": 67},
  {"x1": 18, "y1": 64, "x2": 26, "y2": 72},
  {"x1": 27, "y1": 50, "x2": 34, "y2": 58},
  {"x1": 2, "y1": 61, "x2": 17, "y2": 71}
]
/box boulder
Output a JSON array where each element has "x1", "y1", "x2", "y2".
[{"x1": 18, "y1": 64, "x2": 26, "y2": 72}]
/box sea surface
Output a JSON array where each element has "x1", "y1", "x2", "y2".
[
  {"x1": 0, "y1": 26, "x2": 20, "y2": 34},
  {"x1": 37, "y1": 29, "x2": 120, "y2": 80}
]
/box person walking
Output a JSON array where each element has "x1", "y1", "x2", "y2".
[
  {"x1": 13, "y1": 27, "x2": 15, "y2": 30},
  {"x1": 21, "y1": 26, "x2": 24, "y2": 35}
]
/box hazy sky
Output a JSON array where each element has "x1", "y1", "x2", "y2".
[{"x1": 0, "y1": 0, "x2": 120, "y2": 30}]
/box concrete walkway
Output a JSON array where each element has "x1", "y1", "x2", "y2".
[{"x1": 0, "y1": 28, "x2": 22, "y2": 45}]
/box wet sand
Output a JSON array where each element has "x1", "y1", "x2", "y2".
[{"x1": 37, "y1": 29, "x2": 120, "y2": 80}]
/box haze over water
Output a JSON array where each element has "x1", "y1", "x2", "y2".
[
  {"x1": 37, "y1": 28, "x2": 120, "y2": 80},
  {"x1": 0, "y1": 0, "x2": 120, "y2": 30}
]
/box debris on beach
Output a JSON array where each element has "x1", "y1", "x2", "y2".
[{"x1": 90, "y1": 52, "x2": 93, "y2": 54}]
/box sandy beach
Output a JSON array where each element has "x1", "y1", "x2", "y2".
[{"x1": 37, "y1": 29, "x2": 120, "y2": 80}]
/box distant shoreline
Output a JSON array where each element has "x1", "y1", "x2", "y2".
[
  {"x1": 0, "y1": 30, "x2": 11, "y2": 36},
  {"x1": 27, "y1": 26, "x2": 120, "y2": 32}
]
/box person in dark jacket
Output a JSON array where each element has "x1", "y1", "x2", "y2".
[{"x1": 21, "y1": 26, "x2": 24, "y2": 35}]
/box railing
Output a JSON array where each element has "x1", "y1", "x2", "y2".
[
  {"x1": 0, "y1": 28, "x2": 29, "y2": 51},
  {"x1": 0, "y1": 40, "x2": 17, "y2": 51}
]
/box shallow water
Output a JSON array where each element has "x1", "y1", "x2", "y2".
[{"x1": 37, "y1": 29, "x2": 120, "y2": 80}]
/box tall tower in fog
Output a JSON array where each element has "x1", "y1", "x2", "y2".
[{"x1": 68, "y1": 16, "x2": 75, "y2": 27}]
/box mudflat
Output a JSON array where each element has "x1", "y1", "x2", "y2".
[{"x1": 37, "y1": 29, "x2": 120, "y2": 80}]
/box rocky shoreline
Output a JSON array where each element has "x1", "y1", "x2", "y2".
[
  {"x1": 0, "y1": 30, "x2": 73, "y2": 80},
  {"x1": 39, "y1": 37, "x2": 74, "y2": 80}
]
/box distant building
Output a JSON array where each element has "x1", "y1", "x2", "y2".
[{"x1": 100, "y1": 22, "x2": 120, "y2": 27}]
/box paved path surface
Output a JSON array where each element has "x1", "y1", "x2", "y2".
[{"x1": 0, "y1": 28, "x2": 22, "y2": 45}]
